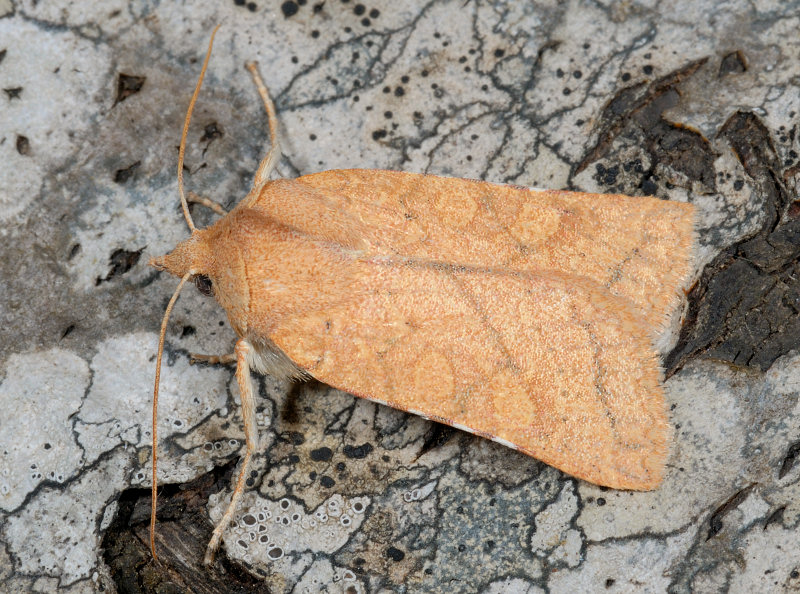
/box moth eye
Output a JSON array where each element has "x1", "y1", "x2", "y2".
[{"x1": 195, "y1": 275, "x2": 213, "y2": 296}]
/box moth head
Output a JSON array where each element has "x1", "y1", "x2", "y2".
[
  {"x1": 149, "y1": 223, "x2": 250, "y2": 332},
  {"x1": 149, "y1": 231, "x2": 210, "y2": 281}
]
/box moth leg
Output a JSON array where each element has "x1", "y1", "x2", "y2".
[
  {"x1": 204, "y1": 338, "x2": 259, "y2": 565},
  {"x1": 190, "y1": 352, "x2": 236, "y2": 366},
  {"x1": 187, "y1": 191, "x2": 227, "y2": 216},
  {"x1": 244, "y1": 61, "x2": 281, "y2": 196}
]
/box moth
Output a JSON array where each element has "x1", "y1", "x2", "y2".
[{"x1": 148, "y1": 30, "x2": 695, "y2": 564}]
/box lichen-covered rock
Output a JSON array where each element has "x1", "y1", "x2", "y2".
[{"x1": 1, "y1": 1, "x2": 799, "y2": 592}]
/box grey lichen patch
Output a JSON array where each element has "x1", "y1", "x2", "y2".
[
  {"x1": 3, "y1": 455, "x2": 130, "y2": 587},
  {"x1": 76, "y1": 333, "x2": 229, "y2": 472},
  {"x1": 0, "y1": 335, "x2": 232, "y2": 589},
  {"x1": 0, "y1": 20, "x2": 107, "y2": 224},
  {"x1": 293, "y1": 557, "x2": 365, "y2": 593},
  {"x1": 0, "y1": 349, "x2": 88, "y2": 511},
  {"x1": 425, "y1": 469, "x2": 557, "y2": 590},
  {"x1": 211, "y1": 491, "x2": 369, "y2": 589},
  {"x1": 484, "y1": 577, "x2": 544, "y2": 594},
  {"x1": 549, "y1": 528, "x2": 699, "y2": 592},
  {"x1": 529, "y1": 483, "x2": 582, "y2": 567}
]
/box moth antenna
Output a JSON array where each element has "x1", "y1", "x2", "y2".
[
  {"x1": 150, "y1": 272, "x2": 192, "y2": 561},
  {"x1": 244, "y1": 61, "x2": 282, "y2": 201},
  {"x1": 177, "y1": 25, "x2": 221, "y2": 233}
]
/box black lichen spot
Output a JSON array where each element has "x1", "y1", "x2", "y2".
[
  {"x1": 285, "y1": 431, "x2": 305, "y2": 445},
  {"x1": 640, "y1": 177, "x2": 658, "y2": 195},
  {"x1": 621, "y1": 72, "x2": 631, "y2": 82},
  {"x1": 320, "y1": 475, "x2": 335, "y2": 487},
  {"x1": 594, "y1": 163, "x2": 619, "y2": 186},
  {"x1": 201, "y1": 122, "x2": 224, "y2": 142},
  {"x1": 494, "y1": 48, "x2": 505, "y2": 58},
  {"x1": 114, "y1": 73, "x2": 145, "y2": 106},
  {"x1": 733, "y1": 178, "x2": 744, "y2": 191},
  {"x1": 707, "y1": 484, "x2": 756, "y2": 540},
  {"x1": 44, "y1": 443, "x2": 51, "y2": 450},
  {"x1": 386, "y1": 546, "x2": 405, "y2": 561},
  {"x1": 643, "y1": 64, "x2": 653, "y2": 75},
  {"x1": 267, "y1": 547, "x2": 283, "y2": 559},
  {"x1": 596, "y1": 497, "x2": 606, "y2": 506},
  {"x1": 779, "y1": 440, "x2": 800, "y2": 479},
  {"x1": 394, "y1": 86, "x2": 405, "y2": 97},
  {"x1": 4, "y1": 87, "x2": 22, "y2": 100},
  {"x1": 605, "y1": 578, "x2": 615, "y2": 588},
  {"x1": 763, "y1": 505, "x2": 785, "y2": 530},
  {"x1": 181, "y1": 325, "x2": 195, "y2": 337},
  {"x1": 310, "y1": 446, "x2": 333, "y2": 461},
  {"x1": 343, "y1": 443, "x2": 373, "y2": 459},
  {"x1": 247, "y1": 2, "x2": 257, "y2": 11},
  {"x1": 573, "y1": 70, "x2": 582, "y2": 79},
  {"x1": 353, "y1": 3, "x2": 365, "y2": 15},
  {"x1": 313, "y1": 2, "x2": 324, "y2": 13},
  {"x1": 281, "y1": 0, "x2": 299, "y2": 17},
  {"x1": 96, "y1": 247, "x2": 144, "y2": 285},
  {"x1": 15, "y1": 134, "x2": 30, "y2": 156},
  {"x1": 113, "y1": 161, "x2": 141, "y2": 184},
  {"x1": 719, "y1": 50, "x2": 747, "y2": 76},
  {"x1": 622, "y1": 159, "x2": 644, "y2": 175},
  {"x1": 372, "y1": 129, "x2": 387, "y2": 141}
]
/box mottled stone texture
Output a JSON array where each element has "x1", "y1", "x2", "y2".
[{"x1": 1, "y1": 1, "x2": 798, "y2": 592}]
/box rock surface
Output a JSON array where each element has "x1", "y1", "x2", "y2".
[{"x1": 1, "y1": 1, "x2": 799, "y2": 592}]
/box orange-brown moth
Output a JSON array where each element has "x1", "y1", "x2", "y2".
[{"x1": 148, "y1": 29, "x2": 695, "y2": 565}]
